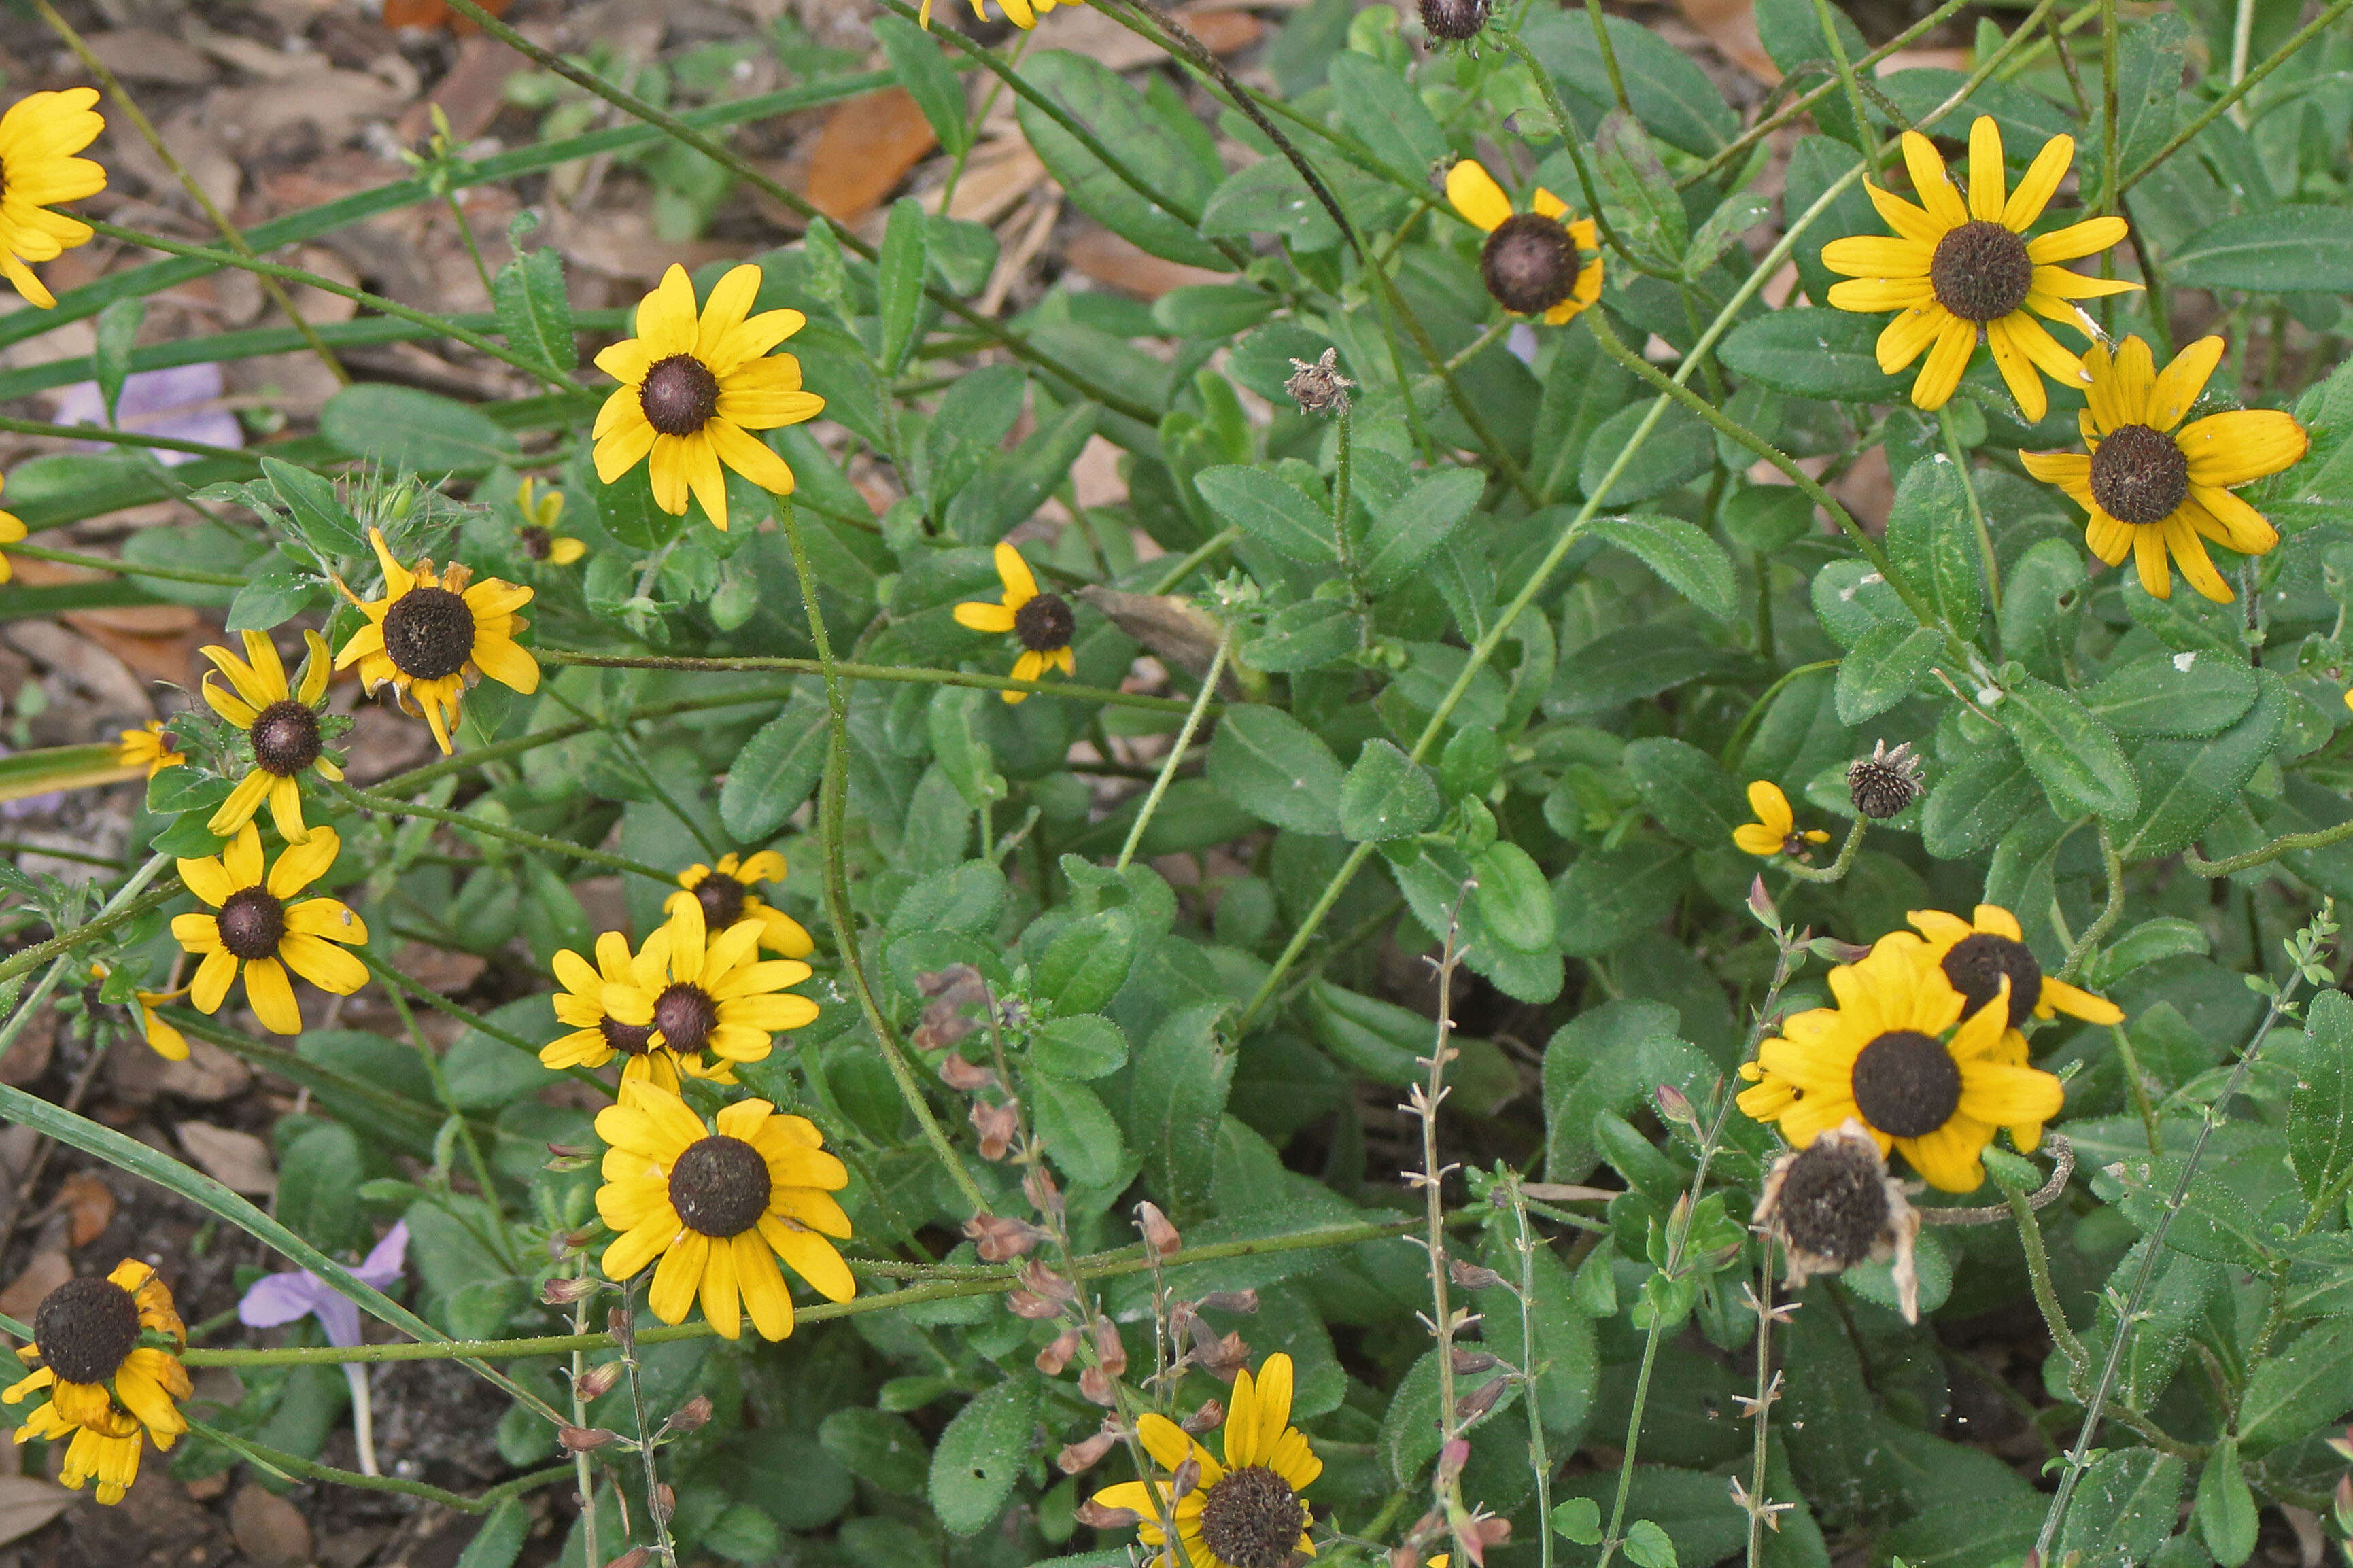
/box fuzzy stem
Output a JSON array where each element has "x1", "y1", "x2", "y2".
[{"x1": 1116, "y1": 635, "x2": 1229, "y2": 874}]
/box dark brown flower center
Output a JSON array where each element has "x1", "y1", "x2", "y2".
[
  {"x1": 1419, "y1": 0, "x2": 1489, "y2": 40},
  {"x1": 1848, "y1": 755, "x2": 1923, "y2": 820},
  {"x1": 668, "y1": 1135, "x2": 770, "y2": 1238},
  {"x1": 35, "y1": 1276, "x2": 141, "y2": 1387},
  {"x1": 1942, "y1": 933, "x2": 2042, "y2": 1030},
  {"x1": 1479, "y1": 212, "x2": 1579, "y2": 316},
  {"x1": 652, "y1": 983, "x2": 718, "y2": 1057},
  {"x1": 1927, "y1": 219, "x2": 2033, "y2": 323},
  {"x1": 380, "y1": 586, "x2": 477, "y2": 682},
  {"x1": 218, "y1": 887, "x2": 288, "y2": 962},
  {"x1": 2089, "y1": 423, "x2": 2191, "y2": 527},
  {"x1": 693, "y1": 873, "x2": 748, "y2": 930},
  {"x1": 640, "y1": 354, "x2": 721, "y2": 438},
  {"x1": 250, "y1": 700, "x2": 322, "y2": 777},
  {"x1": 1014, "y1": 593, "x2": 1075, "y2": 654},
  {"x1": 1197, "y1": 1465, "x2": 1305, "y2": 1568},
  {"x1": 1849, "y1": 1029, "x2": 1961, "y2": 1138},
  {"x1": 1780, "y1": 833, "x2": 1815, "y2": 860},
  {"x1": 1775, "y1": 1138, "x2": 1891, "y2": 1268},
  {"x1": 600, "y1": 1016, "x2": 656, "y2": 1057},
  {"x1": 519, "y1": 526, "x2": 553, "y2": 561}
]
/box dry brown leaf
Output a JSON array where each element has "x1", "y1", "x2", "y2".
[
  {"x1": 56, "y1": 1174, "x2": 115, "y2": 1249},
  {"x1": 1062, "y1": 228, "x2": 1229, "y2": 300},
  {"x1": 176, "y1": 1122, "x2": 277, "y2": 1196},
  {"x1": 399, "y1": 34, "x2": 522, "y2": 143},
  {"x1": 0, "y1": 1476, "x2": 80, "y2": 1548},
  {"x1": 383, "y1": 0, "x2": 515, "y2": 31},
  {"x1": 1671, "y1": 0, "x2": 1775, "y2": 82},
  {"x1": 804, "y1": 90, "x2": 938, "y2": 227},
  {"x1": 0, "y1": 1251, "x2": 69, "y2": 1323},
  {"x1": 228, "y1": 1485, "x2": 313, "y2": 1568},
  {"x1": 85, "y1": 29, "x2": 213, "y2": 86},
  {"x1": 0, "y1": 1002, "x2": 54, "y2": 1087}
]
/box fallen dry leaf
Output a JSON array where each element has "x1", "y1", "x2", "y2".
[
  {"x1": 0, "y1": 1251, "x2": 69, "y2": 1322},
  {"x1": 1062, "y1": 227, "x2": 1230, "y2": 300},
  {"x1": 56, "y1": 1174, "x2": 116, "y2": 1249},
  {"x1": 383, "y1": 0, "x2": 515, "y2": 31},
  {"x1": 1672, "y1": 0, "x2": 1775, "y2": 82},
  {"x1": 228, "y1": 1485, "x2": 313, "y2": 1568},
  {"x1": 176, "y1": 1122, "x2": 277, "y2": 1196},
  {"x1": 0, "y1": 1476, "x2": 79, "y2": 1548},
  {"x1": 804, "y1": 89, "x2": 939, "y2": 227}
]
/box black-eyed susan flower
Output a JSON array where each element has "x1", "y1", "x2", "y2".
[
  {"x1": 591, "y1": 263, "x2": 824, "y2": 532},
  {"x1": 1752, "y1": 1119, "x2": 1922, "y2": 1321},
  {"x1": 171, "y1": 823, "x2": 367, "y2": 1036},
  {"x1": 1733, "y1": 780, "x2": 1830, "y2": 860},
  {"x1": 0, "y1": 505, "x2": 22, "y2": 584},
  {"x1": 1821, "y1": 117, "x2": 2139, "y2": 421},
  {"x1": 114, "y1": 720, "x2": 184, "y2": 780},
  {"x1": 600, "y1": 898, "x2": 820, "y2": 1074},
  {"x1": 514, "y1": 477, "x2": 586, "y2": 565},
  {"x1": 1736, "y1": 933, "x2": 2064, "y2": 1191},
  {"x1": 921, "y1": 0, "x2": 1080, "y2": 27},
  {"x1": 1444, "y1": 160, "x2": 1602, "y2": 326},
  {"x1": 542, "y1": 930, "x2": 710, "y2": 1094},
  {"x1": 0, "y1": 90, "x2": 106, "y2": 311},
  {"x1": 594, "y1": 1080, "x2": 853, "y2": 1340},
  {"x1": 2019, "y1": 335, "x2": 2306, "y2": 603},
  {"x1": 955, "y1": 542, "x2": 1074, "y2": 704},
  {"x1": 666, "y1": 851, "x2": 813, "y2": 958},
  {"x1": 201, "y1": 629, "x2": 341, "y2": 845},
  {"x1": 333, "y1": 528, "x2": 539, "y2": 754},
  {"x1": 3, "y1": 1261, "x2": 190, "y2": 1505},
  {"x1": 1088, "y1": 1353, "x2": 1320, "y2": 1568}
]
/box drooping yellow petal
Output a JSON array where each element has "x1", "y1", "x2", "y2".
[
  {"x1": 1444, "y1": 160, "x2": 1513, "y2": 234},
  {"x1": 1910, "y1": 318, "x2": 1976, "y2": 411}
]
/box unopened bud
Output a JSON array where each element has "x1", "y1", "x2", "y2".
[
  {"x1": 650, "y1": 1483, "x2": 674, "y2": 1525},
  {"x1": 663, "y1": 1395, "x2": 713, "y2": 1435},
  {"x1": 1456, "y1": 1376, "x2": 1509, "y2": 1423},
  {"x1": 1448, "y1": 1257, "x2": 1507, "y2": 1291},
  {"x1": 573, "y1": 1361, "x2": 624, "y2": 1401},
  {"x1": 1181, "y1": 1399, "x2": 1224, "y2": 1434},
  {"x1": 1057, "y1": 1427, "x2": 1120, "y2": 1474},
  {"x1": 1806, "y1": 935, "x2": 1872, "y2": 966},
  {"x1": 1079, "y1": 1365, "x2": 1120, "y2": 1406},
  {"x1": 1169, "y1": 1454, "x2": 1201, "y2": 1502},
  {"x1": 1745, "y1": 875, "x2": 1777, "y2": 930},
  {"x1": 1135, "y1": 1202, "x2": 1181, "y2": 1257},
  {"x1": 1655, "y1": 1083, "x2": 1695, "y2": 1126},
  {"x1": 1036, "y1": 1327, "x2": 1082, "y2": 1375},
  {"x1": 1452, "y1": 1348, "x2": 1501, "y2": 1375},
  {"x1": 938, "y1": 1051, "x2": 993, "y2": 1091},
  {"x1": 545, "y1": 1143, "x2": 591, "y2": 1172},
  {"x1": 1435, "y1": 1437, "x2": 1471, "y2": 1486},
  {"x1": 1089, "y1": 1318, "x2": 1128, "y2": 1377},
  {"x1": 541, "y1": 1276, "x2": 598, "y2": 1306},
  {"x1": 970, "y1": 1098, "x2": 1020, "y2": 1161},
  {"x1": 966, "y1": 1212, "x2": 1047, "y2": 1262},
  {"x1": 560, "y1": 1425, "x2": 621, "y2": 1452},
  {"x1": 1195, "y1": 1289, "x2": 1258, "y2": 1314}
]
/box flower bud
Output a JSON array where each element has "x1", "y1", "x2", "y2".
[
  {"x1": 560, "y1": 1425, "x2": 621, "y2": 1452},
  {"x1": 662, "y1": 1394, "x2": 713, "y2": 1435},
  {"x1": 573, "y1": 1361, "x2": 624, "y2": 1401},
  {"x1": 1135, "y1": 1201, "x2": 1181, "y2": 1257},
  {"x1": 1036, "y1": 1327, "x2": 1082, "y2": 1375}
]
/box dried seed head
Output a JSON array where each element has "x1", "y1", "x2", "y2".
[
  {"x1": 965, "y1": 1213, "x2": 1047, "y2": 1263},
  {"x1": 1753, "y1": 1119, "x2": 1921, "y2": 1322},
  {"x1": 1456, "y1": 1376, "x2": 1509, "y2": 1423},
  {"x1": 1057, "y1": 1427, "x2": 1120, "y2": 1474},
  {"x1": 1452, "y1": 1348, "x2": 1501, "y2": 1375},
  {"x1": 1284, "y1": 347, "x2": 1356, "y2": 415},
  {"x1": 560, "y1": 1425, "x2": 620, "y2": 1452},
  {"x1": 664, "y1": 1394, "x2": 714, "y2": 1435},
  {"x1": 606, "y1": 1550, "x2": 654, "y2": 1568},
  {"x1": 33, "y1": 1276, "x2": 141, "y2": 1385},
  {"x1": 1195, "y1": 1289, "x2": 1258, "y2": 1314},
  {"x1": 1182, "y1": 1398, "x2": 1225, "y2": 1434},
  {"x1": 1076, "y1": 1499, "x2": 1143, "y2": 1530},
  {"x1": 970, "y1": 1098, "x2": 1020, "y2": 1161},
  {"x1": 1197, "y1": 1465, "x2": 1305, "y2": 1568},
  {"x1": 1078, "y1": 1365, "x2": 1120, "y2": 1406},
  {"x1": 937, "y1": 1050, "x2": 993, "y2": 1091},
  {"x1": 1847, "y1": 739, "x2": 1925, "y2": 820},
  {"x1": 1090, "y1": 1317, "x2": 1129, "y2": 1377},
  {"x1": 1135, "y1": 1201, "x2": 1181, "y2": 1257},
  {"x1": 1418, "y1": 0, "x2": 1490, "y2": 41},
  {"x1": 1447, "y1": 1257, "x2": 1506, "y2": 1291},
  {"x1": 1036, "y1": 1327, "x2": 1082, "y2": 1375}
]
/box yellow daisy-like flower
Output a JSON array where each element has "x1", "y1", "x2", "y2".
[
  {"x1": 3, "y1": 1260, "x2": 190, "y2": 1505},
  {"x1": 594, "y1": 1080, "x2": 855, "y2": 1340},
  {"x1": 1820, "y1": 116, "x2": 2140, "y2": 421},
  {"x1": 0, "y1": 497, "x2": 24, "y2": 585},
  {"x1": 1736, "y1": 933, "x2": 2065, "y2": 1191},
  {"x1": 201, "y1": 629, "x2": 342, "y2": 845},
  {"x1": 0, "y1": 90, "x2": 106, "y2": 311},
  {"x1": 596, "y1": 898, "x2": 821, "y2": 1075},
  {"x1": 666, "y1": 851, "x2": 814, "y2": 959},
  {"x1": 1443, "y1": 159, "x2": 1602, "y2": 326},
  {"x1": 955, "y1": 542, "x2": 1075, "y2": 704},
  {"x1": 333, "y1": 527, "x2": 540, "y2": 754},
  {"x1": 1089, "y1": 1353, "x2": 1322, "y2": 1568},
  {"x1": 920, "y1": 0, "x2": 1080, "y2": 27},
  {"x1": 2019, "y1": 335, "x2": 2305, "y2": 603},
  {"x1": 114, "y1": 720, "x2": 184, "y2": 780},
  {"x1": 591, "y1": 263, "x2": 825, "y2": 533},
  {"x1": 540, "y1": 930, "x2": 729, "y2": 1093},
  {"x1": 515, "y1": 478, "x2": 587, "y2": 565},
  {"x1": 169, "y1": 823, "x2": 368, "y2": 1036},
  {"x1": 1732, "y1": 780, "x2": 1831, "y2": 860}
]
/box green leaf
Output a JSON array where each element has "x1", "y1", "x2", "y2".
[
  {"x1": 225, "y1": 568, "x2": 321, "y2": 633},
  {"x1": 1624, "y1": 1520, "x2": 1680, "y2": 1568},
  {"x1": 275, "y1": 1121, "x2": 362, "y2": 1251},
  {"x1": 319, "y1": 383, "x2": 519, "y2": 472},
  {"x1": 2005, "y1": 676, "x2": 2140, "y2": 819},
  {"x1": 1523, "y1": 10, "x2": 1738, "y2": 156},
  {"x1": 1556, "y1": 839, "x2": 1686, "y2": 957},
  {"x1": 1246, "y1": 598, "x2": 1358, "y2": 674},
  {"x1": 2116, "y1": 675, "x2": 2286, "y2": 860},
  {"x1": 1590, "y1": 512, "x2": 1738, "y2": 620},
  {"x1": 1199, "y1": 158, "x2": 1340, "y2": 251},
  {"x1": 2238, "y1": 1318, "x2": 2353, "y2": 1454},
  {"x1": 1152, "y1": 283, "x2": 1277, "y2": 338},
  {"x1": 719, "y1": 695, "x2": 828, "y2": 843},
  {"x1": 943, "y1": 403, "x2": 1096, "y2": 544},
  {"x1": 1836, "y1": 623, "x2": 1940, "y2": 724},
  {"x1": 1035, "y1": 909, "x2": 1139, "y2": 1017},
  {"x1": 2080, "y1": 654, "x2": 2258, "y2": 737},
  {"x1": 1192, "y1": 465, "x2": 1337, "y2": 564},
  {"x1": 454, "y1": 1500, "x2": 528, "y2": 1568},
  {"x1": 1207, "y1": 705, "x2": 1345, "y2": 833},
  {"x1": 819, "y1": 1408, "x2": 929, "y2": 1497},
  {"x1": 491, "y1": 245, "x2": 577, "y2": 376},
  {"x1": 872, "y1": 13, "x2": 971, "y2": 156},
  {"x1": 1029, "y1": 1072, "x2": 1126, "y2": 1187},
  {"x1": 1362, "y1": 467, "x2": 1484, "y2": 591},
  {"x1": 1472, "y1": 840, "x2": 1557, "y2": 954},
  {"x1": 94, "y1": 296, "x2": 143, "y2": 425},
  {"x1": 1014, "y1": 51, "x2": 1225, "y2": 270},
  {"x1": 2290, "y1": 991, "x2": 2353, "y2": 1211},
  {"x1": 2195, "y1": 1436, "x2": 2257, "y2": 1568},
  {"x1": 1122, "y1": 1003, "x2": 1232, "y2": 1218},
  {"x1": 2169, "y1": 206, "x2": 2353, "y2": 293},
  {"x1": 876, "y1": 197, "x2": 929, "y2": 378},
  {"x1": 261, "y1": 455, "x2": 366, "y2": 556},
  {"x1": 1030, "y1": 1014, "x2": 1129, "y2": 1079},
  {"x1": 1621, "y1": 737, "x2": 1743, "y2": 848},
  {"x1": 1553, "y1": 1497, "x2": 1604, "y2": 1545},
  {"x1": 928, "y1": 1374, "x2": 1038, "y2": 1534},
  {"x1": 1305, "y1": 980, "x2": 1431, "y2": 1086},
  {"x1": 1718, "y1": 307, "x2": 1891, "y2": 401},
  {"x1": 1339, "y1": 739, "x2": 1441, "y2": 842},
  {"x1": 1883, "y1": 455, "x2": 1980, "y2": 640},
  {"x1": 2055, "y1": 1451, "x2": 2185, "y2": 1568},
  {"x1": 1922, "y1": 733, "x2": 2038, "y2": 859},
  {"x1": 926, "y1": 686, "x2": 1003, "y2": 811},
  {"x1": 1328, "y1": 51, "x2": 1447, "y2": 175},
  {"x1": 1579, "y1": 402, "x2": 1715, "y2": 506}
]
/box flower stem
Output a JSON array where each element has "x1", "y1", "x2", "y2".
[
  {"x1": 188, "y1": 1417, "x2": 571, "y2": 1512},
  {"x1": 534, "y1": 649, "x2": 1203, "y2": 715},
  {"x1": 1115, "y1": 635, "x2": 1229, "y2": 874},
  {"x1": 325, "y1": 777, "x2": 672, "y2": 886}
]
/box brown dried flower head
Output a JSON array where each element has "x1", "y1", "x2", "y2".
[
  {"x1": 1284, "y1": 347, "x2": 1356, "y2": 415},
  {"x1": 1753, "y1": 1118, "x2": 1923, "y2": 1323}
]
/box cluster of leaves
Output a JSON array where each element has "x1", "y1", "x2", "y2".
[{"x1": 12, "y1": 0, "x2": 2353, "y2": 1567}]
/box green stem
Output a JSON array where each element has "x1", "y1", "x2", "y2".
[
  {"x1": 0, "y1": 413, "x2": 253, "y2": 466},
  {"x1": 5, "y1": 542, "x2": 250, "y2": 587},
  {"x1": 1115, "y1": 637, "x2": 1229, "y2": 873},
  {"x1": 534, "y1": 650, "x2": 1202, "y2": 715},
  {"x1": 1807, "y1": 0, "x2": 1878, "y2": 152},
  {"x1": 1776, "y1": 816, "x2": 1868, "y2": 883},
  {"x1": 1998, "y1": 1162, "x2": 2091, "y2": 1397},
  {"x1": 1940, "y1": 406, "x2": 2003, "y2": 621},
  {"x1": 326, "y1": 778, "x2": 672, "y2": 885},
  {"x1": 1492, "y1": 32, "x2": 1660, "y2": 277},
  {"x1": 0, "y1": 882, "x2": 182, "y2": 986},
  {"x1": 775, "y1": 497, "x2": 991, "y2": 1218},
  {"x1": 2057, "y1": 822, "x2": 2125, "y2": 981},
  {"x1": 2123, "y1": 0, "x2": 2353, "y2": 189},
  {"x1": 1148, "y1": 527, "x2": 1239, "y2": 595},
  {"x1": 190, "y1": 1418, "x2": 569, "y2": 1512},
  {"x1": 2182, "y1": 816, "x2": 2353, "y2": 877}
]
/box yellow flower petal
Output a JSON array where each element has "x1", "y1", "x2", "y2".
[
  {"x1": 2180, "y1": 410, "x2": 2308, "y2": 487},
  {"x1": 1965, "y1": 116, "x2": 2006, "y2": 222},
  {"x1": 2002, "y1": 133, "x2": 2074, "y2": 229},
  {"x1": 1444, "y1": 160, "x2": 1512, "y2": 234},
  {"x1": 2148, "y1": 336, "x2": 2223, "y2": 432}
]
